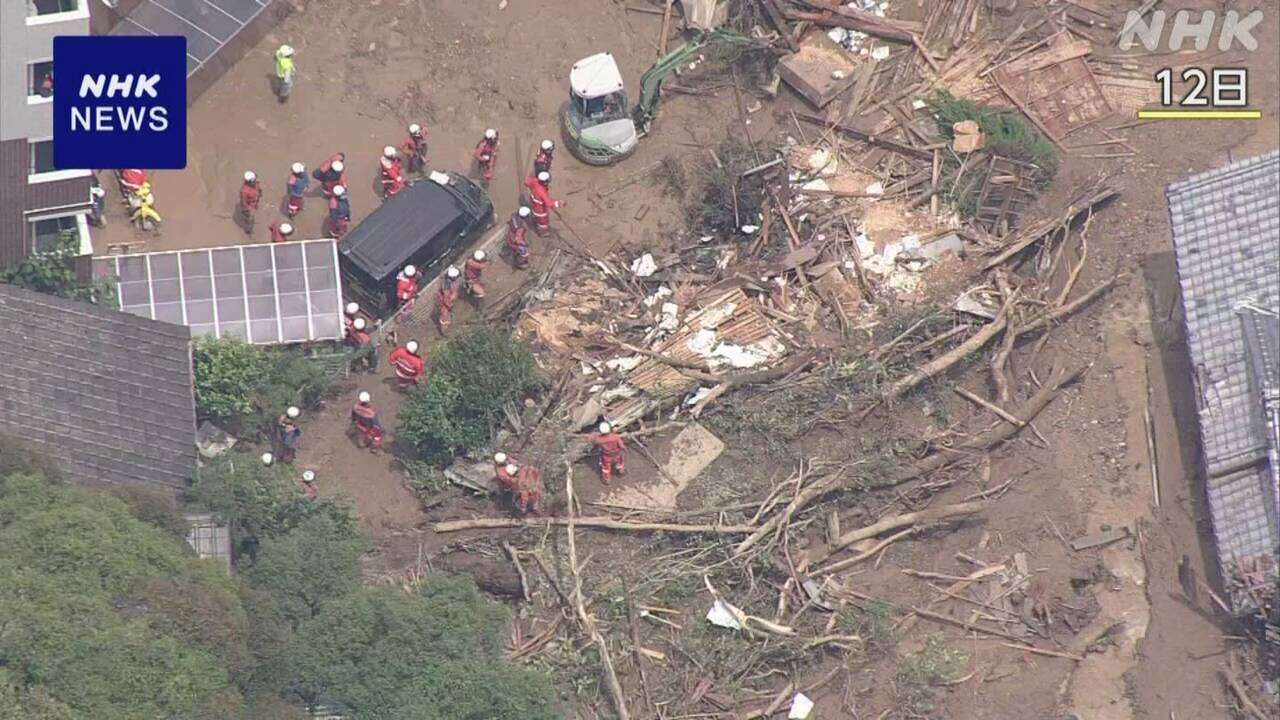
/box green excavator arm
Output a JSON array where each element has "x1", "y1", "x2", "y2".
[{"x1": 632, "y1": 27, "x2": 757, "y2": 133}]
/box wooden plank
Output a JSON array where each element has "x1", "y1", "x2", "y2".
[
  {"x1": 758, "y1": 0, "x2": 800, "y2": 52},
  {"x1": 999, "y1": 37, "x2": 1092, "y2": 77},
  {"x1": 795, "y1": 112, "x2": 933, "y2": 160}
]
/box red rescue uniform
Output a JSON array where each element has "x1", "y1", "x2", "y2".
[
  {"x1": 436, "y1": 278, "x2": 458, "y2": 334},
  {"x1": 473, "y1": 137, "x2": 499, "y2": 184},
  {"x1": 505, "y1": 212, "x2": 530, "y2": 268},
  {"x1": 402, "y1": 132, "x2": 428, "y2": 174},
  {"x1": 315, "y1": 153, "x2": 347, "y2": 197},
  {"x1": 590, "y1": 431, "x2": 627, "y2": 484},
  {"x1": 514, "y1": 466, "x2": 542, "y2": 513},
  {"x1": 534, "y1": 147, "x2": 554, "y2": 175},
  {"x1": 523, "y1": 175, "x2": 561, "y2": 234},
  {"x1": 239, "y1": 181, "x2": 261, "y2": 231},
  {"x1": 464, "y1": 256, "x2": 487, "y2": 298},
  {"x1": 396, "y1": 274, "x2": 418, "y2": 305},
  {"x1": 268, "y1": 221, "x2": 291, "y2": 244},
  {"x1": 387, "y1": 346, "x2": 425, "y2": 385},
  {"x1": 379, "y1": 156, "x2": 405, "y2": 198},
  {"x1": 350, "y1": 401, "x2": 383, "y2": 450}
]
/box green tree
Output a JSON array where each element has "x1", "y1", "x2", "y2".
[
  {"x1": 192, "y1": 336, "x2": 266, "y2": 421},
  {"x1": 398, "y1": 326, "x2": 541, "y2": 465},
  {"x1": 0, "y1": 473, "x2": 249, "y2": 719},
  {"x1": 290, "y1": 577, "x2": 559, "y2": 719},
  {"x1": 244, "y1": 513, "x2": 367, "y2": 628}
]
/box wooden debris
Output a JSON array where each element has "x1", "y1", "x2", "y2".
[
  {"x1": 820, "y1": 501, "x2": 986, "y2": 562},
  {"x1": 434, "y1": 515, "x2": 754, "y2": 534},
  {"x1": 1001, "y1": 642, "x2": 1085, "y2": 662},
  {"x1": 1069, "y1": 526, "x2": 1131, "y2": 551}
]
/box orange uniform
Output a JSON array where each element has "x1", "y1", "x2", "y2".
[{"x1": 590, "y1": 431, "x2": 626, "y2": 483}]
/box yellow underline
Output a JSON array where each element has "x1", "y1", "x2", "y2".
[{"x1": 1137, "y1": 109, "x2": 1262, "y2": 120}]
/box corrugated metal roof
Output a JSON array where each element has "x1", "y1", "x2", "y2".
[
  {"x1": 0, "y1": 284, "x2": 197, "y2": 490},
  {"x1": 1167, "y1": 151, "x2": 1280, "y2": 588}
]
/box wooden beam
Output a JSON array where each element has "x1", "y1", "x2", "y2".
[{"x1": 794, "y1": 112, "x2": 933, "y2": 160}]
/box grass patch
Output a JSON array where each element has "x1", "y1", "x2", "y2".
[
  {"x1": 839, "y1": 600, "x2": 897, "y2": 653},
  {"x1": 896, "y1": 635, "x2": 970, "y2": 713}
]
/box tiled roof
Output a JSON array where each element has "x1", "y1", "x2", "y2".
[
  {"x1": 0, "y1": 284, "x2": 197, "y2": 490},
  {"x1": 1167, "y1": 151, "x2": 1280, "y2": 585}
]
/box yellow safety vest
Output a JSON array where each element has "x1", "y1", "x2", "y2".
[{"x1": 275, "y1": 52, "x2": 294, "y2": 80}]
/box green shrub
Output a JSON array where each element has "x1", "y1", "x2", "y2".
[
  {"x1": 244, "y1": 513, "x2": 367, "y2": 629},
  {"x1": 252, "y1": 350, "x2": 335, "y2": 419},
  {"x1": 0, "y1": 232, "x2": 115, "y2": 305},
  {"x1": 186, "y1": 451, "x2": 356, "y2": 559},
  {"x1": 927, "y1": 90, "x2": 1058, "y2": 217},
  {"x1": 290, "y1": 576, "x2": 559, "y2": 719},
  {"x1": 397, "y1": 327, "x2": 540, "y2": 466},
  {"x1": 192, "y1": 336, "x2": 266, "y2": 421},
  {"x1": 0, "y1": 472, "x2": 250, "y2": 718}
]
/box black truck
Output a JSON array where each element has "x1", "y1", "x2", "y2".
[{"x1": 338, "y1": 172, "x2": 494, "y2": 317}]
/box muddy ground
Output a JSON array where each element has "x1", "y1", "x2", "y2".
[{"x1": 94, "y1": 0, "x2": 1279, "y2": 717}]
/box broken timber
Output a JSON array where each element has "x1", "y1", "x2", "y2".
[
  {"x1": 795, "y1": 113, "x2": 933, "y2": 160},
  {"x1": 433, "y1": 516, "x2": 755, "y2": 534}
]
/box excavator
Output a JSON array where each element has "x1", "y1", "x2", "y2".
[{"x1": 561, "y1": 28, "x2": 757, "y2": 166}]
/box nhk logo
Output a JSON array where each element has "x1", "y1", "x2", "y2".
[{"x1": 54, "y1": 36, "x2": 187, "y2": 170}]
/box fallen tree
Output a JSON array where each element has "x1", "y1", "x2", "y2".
[{"x1": 434, "y1": 516, "x2": 755, "y2": 535}]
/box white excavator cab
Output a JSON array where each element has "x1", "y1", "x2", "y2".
[{"x1": 562, "y1": 53, "x2": 639, "y2": 165}]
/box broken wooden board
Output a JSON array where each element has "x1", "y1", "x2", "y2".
[
  {"x1": 1070, "y1": 526, "x2": 1131, "y2": 551},
  {"x1": 778, "y1": 30, "x2": 864, "y2": 109},
  {"x1": 991, "y1": 30, "x2": 1112, "y2": 141}
]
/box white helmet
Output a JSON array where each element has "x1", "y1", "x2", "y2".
[
  {"x1": 446, "y1": 266, "x2": 460, "y2": 279},
  {"x1": 484, "y1": 128, "x2": 497, "y2": 140},
  {"x1": 279, "y1": 222, "x2": 294, "y2": 235},
  {"x1": 278, "y1": 45, "x2": 295, "y2": 57},
  {"x1": 286, "y1": 406, "x2": 300, "y2": 419},
  {"x1": 291, "y1": 162, "x2": 305, "y2": 174},
  {"x1": 345, "y1": 301, "x2": 360, "y2": 315},
  {"x1": 333, "y1": 184, "x2": 346, "y2": 196},
  {"x1": 383, "y1": 145, "x2": 398, "y2": 158},
  {"x1": 406, "y1": 340, "x2": 419, "y2": 354},
  {"x1": 408, "y1": 123, "x2": 422, "y2": 135},
  {"x1": 598, "y1": 421, "x2": 612, "y2": 434},
  {"x1": 541, "y1": 139, "x2": 554, "y2": 151},
  {"x1": 518, "y1": 206, "x2": 531, "y2": 218},
  {"x1": 537, "y1": 171, "x2": 550, "y2": 183},
  {"x1": 403, "y1": 265, "x2": 416, "y2": 277},
  {"x1": 261, "y1": 452, "x2": 274, "y2": 466},
  {"x1": 473, "y1": 250, "x2": 485, "y2": 262},
  {"x1": 353, "y1": 317, "x2": 367, "y2": 330},
  {"x1": 302, "y1": 470, "x2": 316, "y2": 483},
  {"x1": 493, "y1": 452, "x2": 507, "y2": 464},
  {"x1": 243, "y1": 170, "x2": 256, "y2": 183},
  {"x1": 331, "y1": 160, "x2": 345, "y2": 173},
  {"x1": 358, "y1": 391, "x2": 371, "y2": 404},
  {"x1": 505, "y1": 463, "x2": 519, "y2": 476}
]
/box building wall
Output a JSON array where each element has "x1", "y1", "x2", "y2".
[{"x1": 0, "y1": 1, "x2": 90, "y2": 143}]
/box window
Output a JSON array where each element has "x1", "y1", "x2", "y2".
[
  {"x1": 29, "y1": 61, "x2": 54, "y2": 98},
  {"x1": 28, "y1": 0, "x2": 79, "y2": 16},
  {"x1": 28, "y1": 141, "x2": 55, "y2": 175},
  {"x1": 28, "y1": 216, "x2": 78, "y2": 254}
]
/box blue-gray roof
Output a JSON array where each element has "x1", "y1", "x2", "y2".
[{"x1": 1167, "y1": 151, "x2": 1280, "y2": 606}]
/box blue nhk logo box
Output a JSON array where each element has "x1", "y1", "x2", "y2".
[{"x1": 53, "y1": 36, "x2": 187, "y2": 170}]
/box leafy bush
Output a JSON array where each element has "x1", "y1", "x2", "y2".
[
  {"x1": 0, "y1": 232, "x2": 114, "y2": 305},
  {"x1": 927, "y1": 90, "x2": 1058, "y2": 217},
  {"x1": 0, "y1": 472, "x2": 249, "y2": 718},
  {"x1": 252, "y1": 349, "x2": 336, "y2": 419},
  {"x1": 244, "y1": 513, "x2": 367, "y2": 629},
  {"x1": 688, "y1": 136, "x2": 767, "y2": 235},
  {"x1": 398, "y1": 326, "x2": 540, "y2": 466},
  {"x1": 192, "y1": 336, "x2": 266, "y2": 421},
  {"x1": 290, "y1": 576, "x2": 559, "y2": 719},
  {"x1": 186, "y1": 450, "x2": 356, "y2": 559}
]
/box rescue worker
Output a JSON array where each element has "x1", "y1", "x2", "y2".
[
  {"x1": 388, "y1": 339, "x2": 426, "y2": 388},
  {"x1": 344, "y1": 301, "x2": 361, "y2": 332},
  {"x1": 473, "y1": 128, "x2": 499, "y2": 185},
  {"x1": 350, "y1": 391, "x2": 384, "y2": 452},
  {"x1": 269, "y1": 220, "x2": 294, "y2": 244},
  {"x1": 239, "y1": 171, "x2": 261, "y2": 234},
  {"x1": 298, "y1": 469, "x2": 319, "y2": 500},
  {"x1": 534, "y1": 139, "x2": 555, "y2": 175},
  {"x1": 131, "y1": 191, "x2": 162, "y2": 230},
  {"x1": 493, "y1": 452, "x2": 511, "y2": 478},
  {"x1": 89, "y1": 182, "x2": 106, "y2": 228},
  {"x1": 313, "y1": 153, "x2": 346, "y2": 197},
  {"x1": 274, "y1": 44, "x2": 295, "y2": 103},
  {"x1": 589, "y1": 421, "x2": 626, "y2": 484},
  {"x1": 505, "y1": 206, "x2": 532, "y2": 269},
  {"x1": 524, "y1": 171, "x2": 563, "y2": 235},
  {"x1": 329, "y1": 184, "x2": 350, "y2": 237},
  {"x1": 345, "y1": 316, "x2": 377, "y2": 372},
  {"x1": 464, "y1": 250, "x2": 488, "y2": 302},
  {"x1": 514, "y1": 464, "x2": 542, "y2": 514},
  {"x1": 277, "y1": 406, "x2": 302, "y2": 462},
  {"x1": 401, "y1": 123, "x2": 429, "y2": 175},
  {"x1": 379, "y1": 145, "x2": 406, "y2": 199},
  {"x1": 286, "y1": 162, "x2": 308, "y2": 217},
  {"x1": 119, "y1": 168, "x2": 148, "y2": 194},
  {"x1": 436, "y1": 266, "x2": 460, "y2": 335},
  {"x1": 396, "y1": 265, "x2": 418, "y2": 307}
]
